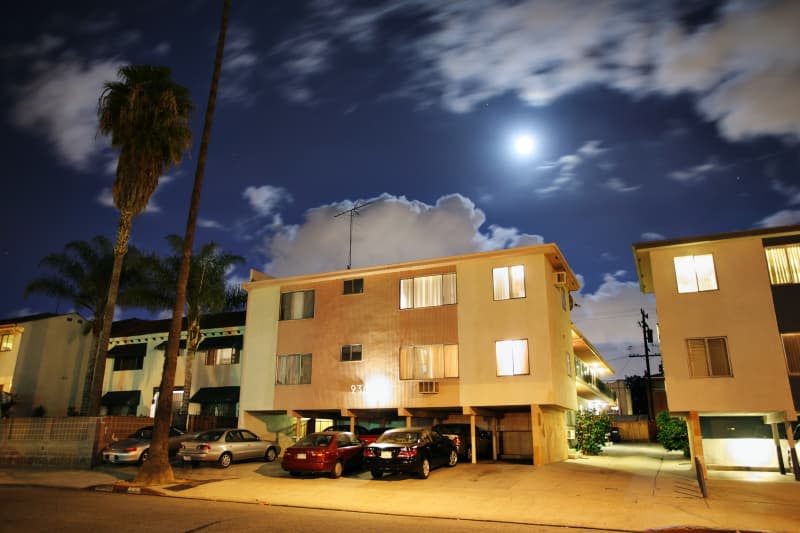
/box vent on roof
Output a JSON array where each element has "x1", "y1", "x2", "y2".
[
  {"x1": 418, "y1": 381, "x2": 439, "y2": 394},
  {"x1": 553, "y1": 271, "x2": 567, "y2": 287}
]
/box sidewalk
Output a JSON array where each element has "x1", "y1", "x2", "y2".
[{"x1": 1, "y1": 443, "x2": 798, "y2": 532}]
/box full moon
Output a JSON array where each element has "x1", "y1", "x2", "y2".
[{"x1": 513, "y1": 134, "x2": 535, "y2": 156}]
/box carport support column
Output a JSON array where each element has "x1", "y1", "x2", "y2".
[
  {"x1": 785, "y1": 421, "x2": 800, "y2": 481},
  {"x1": 492, "y1": 417, "x2": 499, "y2": 461},
  {"x1": 687, "y1": 411, "x2": 707, "y2": 480},
  {"x1": 531, "y1": 404, "x2": 545, "y2": 466},
  {"x1": 292, "y1": 411, "x2": 304, "y2": 442},
  {"x1": 771, "y1": 423, "x2": 786, "y2": 475},
  {"x1": 470, "y1": 414, "x2": 477, "y2": 464}
]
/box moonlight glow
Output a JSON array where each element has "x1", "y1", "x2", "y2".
[{"x1": 513, "y1": 134, "x2": 536, "y2": 156}]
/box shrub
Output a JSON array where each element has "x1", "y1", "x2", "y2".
[
  {"x1": 575, "y1": 410, "x2": 613, "y2": 455},
  {"x1": 656, "y1": 411, "x2": 690, "y2": 457}
]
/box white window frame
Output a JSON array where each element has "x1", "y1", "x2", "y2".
[
  {"x1": 0, "y1": 333, "x2": 12, "y2": 352},
  {"x1": 399, "y1": 273, "x2": 457, "y2": 309},
  {"x1": 495, "y1": 339, "x2": 530, "y2": 376},
  {"x1": 765, "y1": 244, "x2": 800, "y2": 285},
  {"x1": 674, "y1": 254, "x2": 718, "y2": 293},
  {"x1": 493, "y1": 265, "x2": 526, "y2": 300},
  {"x1": 687, "y1": 337, "x2": 732, "y2": 377},
  {"x1": 399, "y1": 344, "x2": 459, "y2": 379},
  {"x1": 276, "y1": 353, "x2": 312, "y2": 385},
  {"x1": 279, "y1": 290, "x2": 315, "y2": 320},
  {"x1": 340, "y1": 344, "x2": 362, "y2": 362}
]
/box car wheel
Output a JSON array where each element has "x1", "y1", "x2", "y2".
[
  {"x1": 330, "y1": 460, "x2": 343, "y2": 479},
  {"x1": 218, "y1": 452, "x2": 232, "y2": 468},
  {"x1": 264, "y1": 447, "x2": 277, "y2": 462},
  {"x1": 139, "y1": 449, "x2": 149, "y2": 464},
  {"x1": 448, "y1": 449, "x2": 458, "y2": 467},
  {"x1": 370, "y1": 470, "x2": 382, "y2": 479},
  {"x1": 419, "y1": 457, "x2": 431, "y2": 479}
]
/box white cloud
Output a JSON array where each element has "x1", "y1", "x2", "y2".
[
  {"x1": 153, "y1": 42, "x2": 171, "y2": 56},
  {"x1": 198, "y1": 218, "x2": 224, "y2": 229},
  {"x1": 219, "y1": 25, "x2": 259, "y2": 105},
  {"x1": 756, "y1": 210, "x2": 800, "y2": 228},
  {"x1": 11, "y1": 58, "x2": 121, "y2": 170},
  {"x1": 571, "y1": 271, "x2": 659, "y2": 379},
  {"x1": 668, "y1": 159, "x2": 721, "y2": 183},
  {"x1": 605, "y1": 178, "x2": 641, "y2": 193},
  {"x1": 640, "y1": 232, "x2": 665, "y2": 241},
  {"x1": 771, "y1": 180, "x2": 800, "y2": 205},
  {"x1": 261, "y1": 193, "x2": 543, "y2": 276},
  {"x1": 243, "y1": 185, "x2": 293, "y2": 217},
  {"x1": 536, "y1": 140, "x2": 607, "y2": 194}
]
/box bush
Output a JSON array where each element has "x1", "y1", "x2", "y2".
[
  {"x1": 575, "y1": 410, "x2": 613, "y2": 455},
  {"x1": 656, "y1": 411, "x2": 690, "y2": 457}
]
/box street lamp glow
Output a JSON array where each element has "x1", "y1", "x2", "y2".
[{"x1": 513, "y1": 134, "x2": 536, "y2": 156}]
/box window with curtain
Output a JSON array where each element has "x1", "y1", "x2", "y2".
[
  {"x1": 687, "y1": 337, "x2": 731, "y2": 377},
  {"x1": 340, "y1": 344, "x2": 362, "y2": 362},
  {"x1": 399, "y1": 344, "x2": 459, "y2": 379},
  {"x1": 0, "y1": 333, "x2": 12, "y2": 351},
  {"x1": 674, "y1": 254, "x2": 718, "y2": 293},
  {"x1": 495, "y1": 339, "x2": 529, "y2": 376},
  {"x1": 280, "y1": 290, "x2": 315, "y2": 320},
  {"x1": 205, "y1": 348, "x2": 240, "y2": 365},
  {"x1": 782, "y1": 333, "x2": 800, "y2": 374},
  {"x1": 399, "y1": 273, "x2": 457, "y2": 309},
  {"x1": 276, "y1": 353, "x2": 312, "y2": 384},
  {"x1": 765, "y1": 244, "x2": 800, "y2": 285},
  {"x1": 493, "y1": 265, "x2": 526, "y2": 300}
]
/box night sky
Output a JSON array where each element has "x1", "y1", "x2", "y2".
[{"x1": 2, "y1": 1, "x2": 798, "y2": 378}]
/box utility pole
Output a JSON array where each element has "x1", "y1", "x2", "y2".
[{"x1": 628, "y1": 309, "x2": 660, "y2": 423}]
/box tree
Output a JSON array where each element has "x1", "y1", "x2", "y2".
[
  {"x1": 87, "y1": 65, "x2": 193, "y2": 417},
  {"x1": 656, "y1": 411, "x2": 690, "y2": 457},
  {"x1": 575, "y1": 410, "x2": 613, "y2": 455},
  {"x1": 137, "y1": 0, "x2": 230, "y2": 485},
  {"x1": 133, "y1": 235, "x2": 244, "y2": 427},
  {"x1": 23, "y1": 236, "x2": 145, "y2": 414},
  {"x1": 624, "y1": 375, "x2": 650, "y2": 416}
]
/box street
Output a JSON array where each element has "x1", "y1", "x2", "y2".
[{"x1": 0, "y1": 487, "x2": 619, "y2": 533}]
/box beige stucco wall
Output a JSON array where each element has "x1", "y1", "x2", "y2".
[
  {"x1": 240, "y1": 284, "x2": 280, "y2": 411},
  {"x1": 4, "y1": 314, "x2": 90, "y2": 417},
  {"x1": 648, "y1": 237, "x2": 795, "y2": 415}
]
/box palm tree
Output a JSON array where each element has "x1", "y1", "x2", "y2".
[
  {"x1": 24, "y1": 236, "x2": 145, "y2": 414},
  {"x1": 137, "y1": 0, "x2": 230, "y2": 485},
  {"x1": 134, "y1": 235, "x2": 244, "y2": 427},
  {"x1": 87, "y1": 65, "x2": 193, "y2": 417}
]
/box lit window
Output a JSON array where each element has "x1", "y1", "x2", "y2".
[
  {"x1": 782, "y1": 334, "x2": 800, "y2": 375},
  {"x1": 399, "y1": 273, "x2": 457, "y2": 309},
  {"x1": 674, "y1": 255, "x2": 718, "y2": 293},
  {"x1": 687, "y1": 337, "x2": 731, "y2": 377},
  {"x1": 765, "y1": 244, "x2": 800, "y2": 285},
  {"x1": 279, "y1": 290, "x2": 315, "y2": 320},
  {"x1": 493, "y1": 265, "x2": 526, "y2": 300},
  {"x1": 205, "y1": 348, "x2": 240, "y2": 366},
  {"x1": 276, "y1": 353, "x2": 312, "y2": 385},
  {"x1": 0, "y1": 334, "x2": 12, "y2": 351},
  {"x1": 495, "y1": 339, "x2": 529, "y2": 376},
  {"x1": 343, "y1": 278, "x2": 364, "y2": 294},
  {"x1": 399, "y1": 344, "x2": 459, "y2": 379},
  {"x1": 341, "y1": 344, "x2": 362, "y2": 362}
]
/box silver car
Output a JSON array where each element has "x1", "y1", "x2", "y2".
[
  {"x1": 102, "y1": 426, "x2": 193, "y2": 464},
  {"x1": 180, "y1": 428, "x2": 281, "y2": 468}
]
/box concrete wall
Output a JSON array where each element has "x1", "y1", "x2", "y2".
[{"x1": 240, "y1": 285, "x2": 280, "y2": 412}]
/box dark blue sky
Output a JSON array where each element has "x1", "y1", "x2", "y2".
[{"x1": 2, "y1": 0, "x2": 798, "y2": 377}]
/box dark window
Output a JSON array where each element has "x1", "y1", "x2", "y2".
[
  {"x1": 280, "y1": 290, "x2": 315, "y2": 320},
  {"x1": 341, "y1": 344, "x2": 362, "y2": 362},
  {"x1": 200, "y1": 402, "x2": 237, "y2": 417},
  {"x1": 343, "y1": 278, "x2": 364, "y2": 294},
  {"x1": 113, "y1": 355, "x2": 144, "y2": 371}
]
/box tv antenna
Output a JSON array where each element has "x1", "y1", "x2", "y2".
[{"x1": 334, "y1": 199, "x2": 377, "y2": 269}]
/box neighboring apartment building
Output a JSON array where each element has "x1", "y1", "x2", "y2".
[
  {"x1": 241, "y1": 244, "x2": 611, "y2": 465},
  {"x1": 633, "y1": 225, "x2": 799, "y2": 474},
  {"x1": 0, "y1": 312, "x2": 90, "y2": 417},
  {"x1": 101, "y1": 311, "x2": 246, "y2": 423}
]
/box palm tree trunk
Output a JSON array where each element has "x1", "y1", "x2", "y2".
[
  {"x1": 79, "y1": 321, "x2": 102, "y2": 415},
  {"x1": 136, "y1": 0, "x2": 230, "y2": 485},
  {"x1": 180, "y1": 319, "x2": 201, "y2": 429},
  {"x1": 86, "y1": 211, "x2": 133, "y2": 416}
]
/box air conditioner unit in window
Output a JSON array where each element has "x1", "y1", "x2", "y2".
[
  {"x1": 554, "y1": 271, "x2": 567, "y2": 287},
  {"x1": 418, "y1": 381, "x2": 439, "y2": 394},
  {"x1": 567, "y1": 428, "x2": 576, "y2": 440}
]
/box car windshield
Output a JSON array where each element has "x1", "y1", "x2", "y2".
[
  {"x1": 377, "y1": 431, "x2": 420, "y2": 445},
  {"x1": 196, "y1": 430, "x2": 225, "y2": 442},
  {"x1": 296, "y1": 434, "x2": 333, "y2": 447}
]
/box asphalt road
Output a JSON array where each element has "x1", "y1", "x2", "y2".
[{"x1": 0, "y1": 486, "x2": 622, "y2": 532}]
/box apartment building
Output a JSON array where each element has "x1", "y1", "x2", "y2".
[
  {"x1": 633, "y1": 225, "x2": 799, "y2": 475},
  {"x1": 0, "y1": 312, "x2": 90, "y2": 417},
  {"x1": 101, "y1": 311, "x2": 246, "y2": 424},
  {"x1": 240, "y1": 244, "x2": 608, "y2": 465}
]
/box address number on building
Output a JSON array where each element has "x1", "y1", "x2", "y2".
[{"x1": 350, "y1": 384, "x2": 365, "y2": 393}]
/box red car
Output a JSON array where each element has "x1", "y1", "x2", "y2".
[{"x1": 281, "y1": 431, "x2": 364, "y2": 478}]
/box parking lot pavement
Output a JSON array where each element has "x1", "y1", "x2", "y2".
[{"x1": 3, "y1": 444, "x2": 800, "y2": 532}]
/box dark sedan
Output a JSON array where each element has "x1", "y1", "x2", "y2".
[
  {"x1": 281, "y1": 431, "x2": 364, "y2": 478},
  {"x1": 362, "y1": 427, "x2": 457, "y2": 479},
  {"x1": 432, "y1": 423, "x2": 492, "y2": 460}
]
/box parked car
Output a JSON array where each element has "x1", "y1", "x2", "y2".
[
  {"x1": 102, "y1": 425, "x2": 193, "y2": 464},
  {"x1": 281, "y1": 431, "x2": 364, "y2": 478},
  {"x1": 431, "y1": 423, "x2": 492, "y2": 460},
  {"x1": 322, "y1": 424, "x2": 369, "y2": 441},
  {"x1": 362, "y1": 427, "x2": 458, "y2": 479},
  {"x1": 360, "y1": 427, "x2": 393, "y2": 444},
  {"x1": 180, "y1": 428, "x2": 281, "y2": 468}
]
